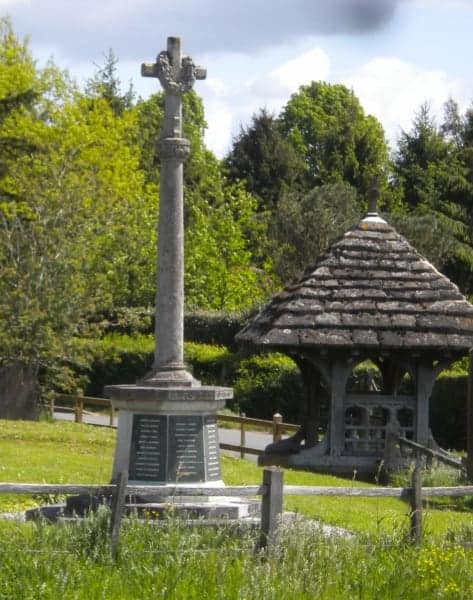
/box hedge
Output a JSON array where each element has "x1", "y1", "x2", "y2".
[
  {"x1": 430, "y1": 374, "x2": 468, "y2": 450},
  {"x1": 89, "y1": 308, "x2": 253, "y2": 350},
  {"x1": 77, "y1": 334, "x2": 302, "y2": 421},
  {"x1": 183, "y1": 311, "x2": 251, "y2": 350},
  {"x1": 71, "y1": 334, "x2": 469, "y2": 442}
]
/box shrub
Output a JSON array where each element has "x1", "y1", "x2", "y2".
[
  {"x1": 233, "y1": 352, "x2": 303, "y2": 420},
  {"x1": 77, "y1": 334, "x2": 304, "y2": 422},
  {"x1": 83, "y1": 335, "x2": 236, "y2": 396},
  {"x1": 84, "y1": 334, "x2": 154, "y2": 396},
  {"x1": 183, "y1": 342, "x2": 235, "y2": 385},
  {"x1": 184, "y1": 310, "x2": 251, "y2": 350},
  {"x1": 430, "y1": 374, "x2": 467, "y2": 450}
]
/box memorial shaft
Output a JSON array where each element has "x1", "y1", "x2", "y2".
[
  {"x1": 141, "y1": 37, "x2": 206, "y2": 385},
  {"x1": 105, "y1": 37, "x2": 232, "y2": 488}
]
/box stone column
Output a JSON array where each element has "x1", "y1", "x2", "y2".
[
  {"x1": 105, "y1": 38, "x2": 232, "y2": 488},
  {"x1": 141, "y1": 36, "x2": 206, "y2": 387}
]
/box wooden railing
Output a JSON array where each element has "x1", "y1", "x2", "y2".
[
  {"x1": 2, "y1": 467, "x2": 473, "y2": 551},
  {"x1": 396, "y1": 435, "x2": 464, "y2": 472},
  {"x1": 218, "y1": 412, "x2": 299, "y2": 457},
  {"x1": 51, "y1": 394, "x2": 299, "y2": 457},
  {"x1": 52, "y1": 394, "x2": 116, "y2": 426}
]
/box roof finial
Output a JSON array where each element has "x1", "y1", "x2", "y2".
[{"x1": 367, "y1": 176, "x2": 380, "y2": 216}]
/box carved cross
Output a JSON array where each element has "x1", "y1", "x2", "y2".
[
  {"x1": 139, "y1": 37, "x2": 207, "y2": 385},
  {"x1": 142, "y1": 37, "x2": 206, "y2": 139}
]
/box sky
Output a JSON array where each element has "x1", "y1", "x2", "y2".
[{"x1": 1, "y1": 0, "x2": 472, "y2": 157}]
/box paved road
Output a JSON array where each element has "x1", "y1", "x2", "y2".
[{"x1": 54, "y1": 411, "x2": 274, "y2": 462}]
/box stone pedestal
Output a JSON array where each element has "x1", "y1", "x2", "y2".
[{"x1": 105, "y1": 383, "x2": 233, "y2": 487}]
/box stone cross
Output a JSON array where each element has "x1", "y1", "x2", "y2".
[
  {"x1": 105, "y1": 39, "x2": 232, "y2": 488},
  {"x1": 141, "y1": 37, "x2": 206, "y2": 387}
]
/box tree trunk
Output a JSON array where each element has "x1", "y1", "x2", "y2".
[{"x1": 0, "y1": 362, "x2": 39, "y2": 419}]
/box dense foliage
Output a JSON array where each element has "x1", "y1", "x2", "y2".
[{"x1": 0, "y1": 17, "x2": 472, "y2": 413}]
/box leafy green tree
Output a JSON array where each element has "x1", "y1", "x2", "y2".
[
  {"x1": 136, "y1": 90, "x2": 222, "y2": 199},
  {"x1": 136, "y1": 90, "x2": 275, "y2": 310},
  {"x1": 0, "y1": 23, "x2": 157, "y2": 388},
  {"x1": 279, "y1": 82, "x2": 389, "y2": 197},
  {"x1": 185, "y1": 182, "x2": 275, "y2": 311},
  {"x1": 223, "y1": 108, "x2": 307, "y2": 212}
]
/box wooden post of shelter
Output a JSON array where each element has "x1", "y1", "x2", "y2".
[
  {"x1": 467, "y1": 348, "x2": 473, "y2": 482},
  {"x1": 259, "y1": 468, "x2": 283, "y2": 549}
]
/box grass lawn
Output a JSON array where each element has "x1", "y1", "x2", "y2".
[{"x1": 1, "y1": 419, "x2": 472, "y2": 538}]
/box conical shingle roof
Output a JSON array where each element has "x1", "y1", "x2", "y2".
[{"x1": 237, "y1": 215, "x2": 473, "y2": 352}]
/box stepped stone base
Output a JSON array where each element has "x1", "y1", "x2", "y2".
[{"x1": 25, "y1": 496, "x2": 260, "y2": 523}]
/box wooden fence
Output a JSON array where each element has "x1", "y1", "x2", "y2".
[
  {"x1": 3, "y1": 467, "x2": 473, "y2": 554},
  {"x1": 53, "y1": 394, "x2": 116, "y2": 427},
  {"x1": 51, "y1": 394, "x2": 299, "y2": 457}
]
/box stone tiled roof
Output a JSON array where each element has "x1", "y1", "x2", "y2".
[{"x1": 236, "y1": 216, "x2": 473, "y2": 352}]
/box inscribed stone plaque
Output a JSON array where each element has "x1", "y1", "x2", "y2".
[
  {"x1": 129, "y1": 414, "x2": 167, "y2": 482},
  {"x1": 204, "y1": 414, "x2": 221, "y2": 480},
  {"x1": 168, "y1": 415, "x2": 205, "y2": 482}
]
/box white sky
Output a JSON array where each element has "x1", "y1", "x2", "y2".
[{"x1": 2, "y1": 0, "x2": 472, "y2": 157}]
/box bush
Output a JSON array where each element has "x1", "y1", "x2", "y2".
[
  {"x1": 89, "y1": 307, "x2": 154, "y2": 335},
  {"x1": 430, "y1": 373, "x2": 468, "y2": 450},
  {"x1": 183, "y1": 342, "x2": 235, "y2": 385},
  {"x1": 83, "y1": 335, "x2": 236, "y2": 397},
  {"x1": 78, "y1": 335, "x2": 303, "y2": 423},
  {"x1": 84, "y1": 334, "x2": 154, "y2": 396},
  {"x1": 184, "y1": 310, "x2": 251, "y2": 350},
  {"x1": 233, "y1": 352, "x2": 303, "y2": 420}
]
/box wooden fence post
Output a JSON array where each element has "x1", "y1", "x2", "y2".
[
  {"x1": 273, "y1": 413, "x2": 283, "y2": 443},
  {"x1": 240, "y1": 412, "x2": 246, "y2": 459},
  {"x1": 467, "y1": 348, "x2": 473, "y2": 482},
  {"x1": 74, "y1": 397, "x2": 83, "y2": 423},
  {"x1": 410, "y1": 461, "x2": 422, "y2": 545},
  {"x1": 109, "y1": 470, "x2": 128, "y2": 560},
  {"x1": 109, "y1": 405, "x2": 115, "y2": 427},
  {"x1": 259, "y1": 468, "x2": 284, "y2": 549}
]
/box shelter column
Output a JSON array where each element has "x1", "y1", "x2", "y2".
[
  {"x1": 329, "y1": 361, "x2": 351, "y2": 457},
  {"x1": 415, "y1": 360, "x2": 436, "y2": 446}
]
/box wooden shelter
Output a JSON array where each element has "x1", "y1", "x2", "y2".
[{"x1": 236, "y1": 205, "x2": 473, "y2": 476}]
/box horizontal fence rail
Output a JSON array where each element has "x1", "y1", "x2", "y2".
[
  {"x1": 5, "y1": 482, "x2": 473, "y2": 499},
  {"x1": 2, "y1": 468, "x2": 473, "y2": 548},
  {"x1": 0, "y1": 484, "x2": 266, "y2": 497},
  {"x1": 396, "y1": 435, "x2": 464, "y2": 471},
  {"x1": 52, "y1": 394, "x2": 299, "y2": 458}
]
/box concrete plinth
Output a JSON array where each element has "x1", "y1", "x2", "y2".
[{"x1": 105, "y1": 383, "x2": 233, "y2": 486}]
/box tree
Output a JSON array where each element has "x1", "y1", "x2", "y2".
[
  {"x1": 136, "y1": 90, "x2": 275, "y2": 310},
  {"x1": 279, "y1": 82, "x2": 389, "y2": 198},
  {"x1": 223, "y1": 108, "x2": 307, "y2": 212},
  {"x1": 184, "y1": 182, "x2": 274, "y2": 311},
  {"x1": 270, "y1": 182, "x2": 361, "y2": 282},
  {"x1": 392, "y1": 103, "x2": 473, "y2": 293},
  {"x1": 85, "y1": 49, "x2": 135, "y2": 116},
  {"x1": 0, "y1": 23, "x2": 157, "y2": 391}
]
